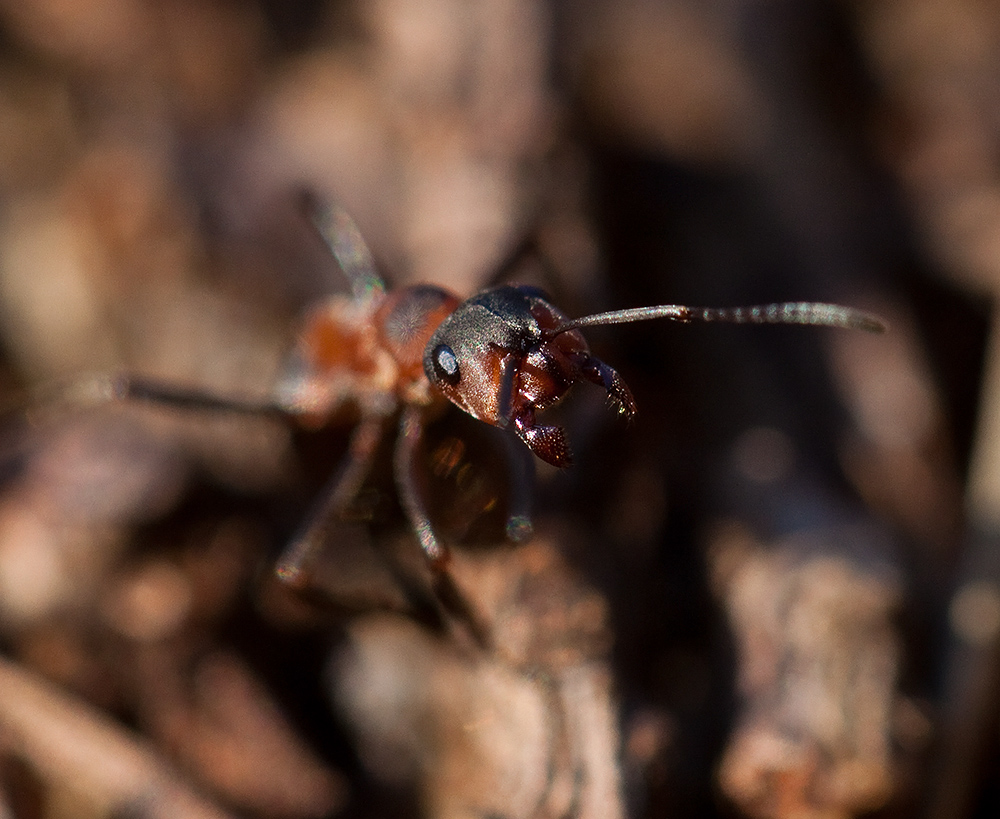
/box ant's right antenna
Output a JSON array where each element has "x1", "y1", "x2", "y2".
[{"x1": 549, "y1": 301, "x2": 887, "y2": 337}]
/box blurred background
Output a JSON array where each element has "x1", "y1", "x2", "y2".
[{"x1": 0, "y1": 0, "x2": 997, "y2": 817}]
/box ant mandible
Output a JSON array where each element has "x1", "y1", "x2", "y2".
[{"x1": 113, "y1": 195, "x2": 885, "y2": 583}]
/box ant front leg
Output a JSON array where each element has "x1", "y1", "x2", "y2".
[
  {"x1": 572, "y1": 352, "x2": 637, "y2": 419},
  {"x1": 495, "y1": 428, "x2": 536, "y2": 541}
]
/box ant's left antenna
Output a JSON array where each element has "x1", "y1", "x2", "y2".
[{"x1": 549, "y1": 301, "x2": 886, "y2": 337}]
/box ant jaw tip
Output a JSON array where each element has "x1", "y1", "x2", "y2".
[
  {"x1": 535, "y1": 444, "x2": 572, "y2": 469},
  {"x1": 516, "y1": 422, "x2": 573, "y2": 468},
  {"x1": 530, "y1": 448, "x2": 572, "y2": 468}
]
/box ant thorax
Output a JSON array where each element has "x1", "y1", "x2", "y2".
[
  {"x1": 373, "y1": 284, "x2": 460, "y2": 400},
  {"x1": 274, "y1": 295, "x2": 396, "y2": 424},
  {"x1": 276, "y1": 285, "x2": 460, "y2": 425}
]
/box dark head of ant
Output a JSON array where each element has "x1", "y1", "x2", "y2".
[
  {"x1": 424, "y1": 285, "x2": 886, "y2": 469},
  {"x1": 424, "y1": 285, "x2": 631, "y2": 468}
]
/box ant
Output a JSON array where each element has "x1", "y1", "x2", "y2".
[{"x1": 107, "y1": 194, "x2": 884, "y2": 589}]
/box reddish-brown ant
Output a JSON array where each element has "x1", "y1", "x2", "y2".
[{"x1": 111, "y1": 195, "x2": 884, "y2": 583}]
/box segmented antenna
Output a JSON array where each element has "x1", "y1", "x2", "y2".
[{"x1": 550, "y1": 301, "x2": 886, "y2": 337}]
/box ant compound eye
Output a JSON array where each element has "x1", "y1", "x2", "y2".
[{"x1": 432, "y1": 344, "x2": 461, "y2": 386}]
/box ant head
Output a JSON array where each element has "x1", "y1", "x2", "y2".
[
  {"x1": 424, "y1": 285, "x2": 885, "y2": 467},
  {"x1": 423, "y1": 285, "x2": 587, "y2": 429}
]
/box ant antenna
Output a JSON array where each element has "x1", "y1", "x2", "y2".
[{"x1": 549, "y1": 302, "x2": 887, "y2": 337}]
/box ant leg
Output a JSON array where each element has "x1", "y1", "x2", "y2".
[
  {"x1": 496, "y1": 428, "x2": 535, "y2": 541},
  {"x1": 491, "y1": 358, "x2": 535, "y2": 537},
  {"x1": 512, "y1": 405, "x2": 573, "y2": 468},
  {"x1": 396, "y1": 406, "x2": 493, "y2": 647},
  {"x1": 394, "y1": 405, "x2": 448, "y2": 568},
  {"x1": 14, "y1": 373, "x2": 285, "y2": 423},
  {"x1": 572, "y1": 353, "x2": 637, "y2": 418},
  {"x1": 299, "y1": 191, "x2": 386, "y2": 304},
  {"x1": 276, "y1": 415, "x2": 384, "y2": 587},
  {"x1": 111, "y1": 373, "x2": 287, "y2": 416}
]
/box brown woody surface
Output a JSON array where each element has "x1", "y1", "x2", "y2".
[{"x1": 0, "y1": 2, "x2": 995, "y2": 818}]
